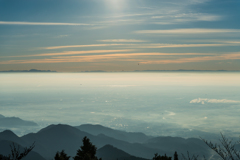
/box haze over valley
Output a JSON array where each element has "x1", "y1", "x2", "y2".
[{"x1": 1, "y1": 72, "x2": 240, "y2": 139}]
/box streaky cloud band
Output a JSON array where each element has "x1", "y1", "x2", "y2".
[
  {"x1": 136, "y1": 28, "x2": 240, "y2": 34},
  {"x1": 0, "y1": 21, "x2": 92, "y2": 26}
]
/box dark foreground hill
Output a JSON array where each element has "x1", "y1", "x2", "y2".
[
  {"x1": 97, "y1": 145, "x2": 148, "y2": 160},
  {"x1": 0, "y1": 130, "x2": 27, "y2": 146},
  {"x1": 0, "y1": 140, "x2": 45, "y2": 160},
  {"x1": 21, "y1": 124, "x2": 94, "y2": 159},
  {"x1": 21, "y1": 124, "x2": 159, "y2": 159}
]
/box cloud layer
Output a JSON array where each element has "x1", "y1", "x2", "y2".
[{"x1": 190, "y1": 98, "x2": 240, "y2": 104}]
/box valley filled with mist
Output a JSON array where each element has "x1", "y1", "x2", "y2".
[{"x1": 1, "y1": 72, "x2": 240, "y2": 160}]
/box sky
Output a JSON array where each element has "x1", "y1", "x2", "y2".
[{"x1": 0, "y1": 0, "x2": 240, "y2": 72}]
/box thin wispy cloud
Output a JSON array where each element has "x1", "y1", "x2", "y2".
[
  {"x1": 6, "y1": 50, "x2": 133, "y2": 58},
  {"x1": 98, "y1": 39, "x2": 147, "y2": 43},
  {"x1": 61, "y1": 52, "x2": 216, "y2": 58},
  {"x1": 190, "y1": 98, "x2": 240, "y2": 104},
  {"x1": 182, "y1": 39, "x2": 240, "y2": 44},
  {"x1": 166, "y1": 111, "x2": 176, "y2": 116},
  {"x1": 56, "y1": 35, "x2": 69, "y2": 38},
  {"x1": 139, "y1": 52, "x2": 240, "y2": 64},
  {"x1": 140, "y1": 53, "x2": 240, "y2": 64},
  {"x1": 153, "y1": 22, "x2": 174, "y2": 25},
  {"x1": 129, "y1": 43, "x2": 238, "y2": 48},
  {"x1": 34, "y1": 49, "x2": 133, "y2": 57},
  {"x1": 136, "y1": 28, "x2": 240, "y2": 34},
  {"x1": 213, "y1": 40, "x2": 240, "y2": 44},
  {"x1": 0, "y1": 54, "x2": 138, "y2": 64},
  {"x1": 44, "y1": 44, "x2": 128, "y2": 50},
  {"x1": 0, "y1": 21, "x2": 92, "y2": 26},
  {"x1": 152, "y1": 13, "x2": 221, "y2": 22}
]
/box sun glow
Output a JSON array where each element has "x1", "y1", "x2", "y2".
[{"x1": 105, "y1": 0, "x2": 126, "y2": 11}]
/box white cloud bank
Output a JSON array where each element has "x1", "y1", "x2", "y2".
[{"x1": 190, "y1": 98, "x2": 240, "y2": 104}]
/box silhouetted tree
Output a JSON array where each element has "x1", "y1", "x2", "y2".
[
  {"x1": 201, "y1": 133, "x2": 240, "y2": 160},
  {"x1": 181, "y1": 151, "x2": 199, "y2": 160},
  {"x1": 0, "y1": 142, "x2": 35, "y2": 160},
  {"x1": 174, "y1": 152, "x2": 178, "y2": 160},
  {"x1": 74, "y1": 136, "x2": 100, "y2": 160},
  {"x1": 153, "y1": 153, "x2": 171, "y2": 160},
  {"x1": 0, "y1": 154, "x2": 9, "y2": 160},
  {"x1": 54, "y1": 150, "x2": 70, "y2": 160}
]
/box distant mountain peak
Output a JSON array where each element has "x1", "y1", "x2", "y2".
[
  {"x1": 0, "y1": 115, "x2": 38, "y2": 128},
  {"x1": 37, "y1": 124, "x2": 70, "y2": 133},
  {"x1": 37, "y1": 123, "x2": 87, "y2": 136}
]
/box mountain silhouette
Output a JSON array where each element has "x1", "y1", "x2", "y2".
[
  {"x1": 76, "y1": 124, "x2": 151, "y2": 143},
  {"x1": 22, "y1": 124, "x2": 159, "y2": 159},
  {"x1": 0, "y1": 130, "x2": 26, "y2": 146},
  {"x1": 0, "y1": 124, "x2": 214, "y2": 160},
  {"x1": 0, "y1": 114, "x2": 38, "y2": 127},
  {"x1": 97, "y1": 144, "x2": 148, "y2": 160},
  {"x1": 22, "y1": 124, "x2": 94, "y2": 159}
]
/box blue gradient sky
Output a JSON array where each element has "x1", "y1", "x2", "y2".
[{"x1": 0, "y1": 0, "x2": 240, "y2": 71}]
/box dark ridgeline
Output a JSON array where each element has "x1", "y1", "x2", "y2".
[
  {"x1": 96, "y1": 144, "x2": 148, "y2": 160},
  {"x1": 53, "y1": 136, "x2": 178, "y2": 160},
  {"x1": 0, "y1": 124, "x2": 215, "y2": 160},
  {"x1": 75, "y1": 124, "x2": 151, "y2": 143},
  {"x1": 53, "y1": 136, "x2": 147, "y2": 160}
]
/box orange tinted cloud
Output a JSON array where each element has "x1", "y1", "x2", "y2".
[
  {"x1": 44, "y1": 44, "x2": 127, "y2": 50},
  {"x1": 0, "y1": 52, "x2": 221, "y2": 64},
  {"x1": 140, "y1": 53, "x2": 240, "y2": 64},
  {"x1": 7, "y1": 50, "x2": 133, "y2": 58}
]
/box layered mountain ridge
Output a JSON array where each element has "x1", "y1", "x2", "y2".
[{"x1": 0, "y1": 123, "x2": 214, "y2": 160}]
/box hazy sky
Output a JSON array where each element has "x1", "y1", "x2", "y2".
[{"x1": 0, "y1": 0, "x2": 240, "y2": 72}]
